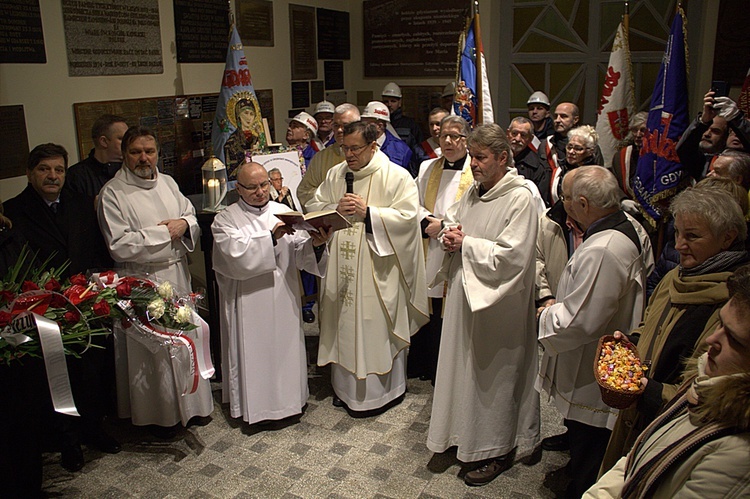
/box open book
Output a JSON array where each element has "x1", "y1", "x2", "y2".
[{"x1": 275, "y1": 209, "x2": 352, "y2": 233}]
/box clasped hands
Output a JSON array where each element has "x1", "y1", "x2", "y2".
[
  {"x1": 439, "y1": 224, "x2": 464, "y2": 252},
  {"x1": 159, "y1": 218, "x2": 188, "y2": 241},
  {"x1": 336, "y1": 193, "x2": 367, "y2": 221}
]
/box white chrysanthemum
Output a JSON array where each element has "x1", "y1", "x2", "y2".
[
  {"x1": 174, "y1": 305, "x2": 193, "y2": 324},
  {"x1": 157, "y1": 281, "x2": 173, "y2": 300},
  {"x1": 147, "y1": 298, "x2": 165, "y2": 320}
]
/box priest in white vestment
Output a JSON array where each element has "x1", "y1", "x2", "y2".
[
  {"x1": 98, "y1": 126, "x2": 213, "y2": 430},
  {"x1": 536, "y1": 166, "x2": 652, "y2": 498},
  {"x1": 306, "y1": 121, "x2": 429, "y2": 412},
  {"x1": 212, "y1": 162, "x2": 330, "y2": 424},
  {"x1": 410, "y1": 116, "x2": 473, "y2": 382},
  {"x1": 427, "y1": 124, "x2": 541, "y2": 487}
]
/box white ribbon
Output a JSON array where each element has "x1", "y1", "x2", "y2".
[{"x1": 9, "y1": 311, "x2": 80, "y2": 416}]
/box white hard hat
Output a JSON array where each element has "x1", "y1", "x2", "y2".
[
  {"x1": 381, "y1": 82, "x2": 402, "y2": 99},
  {"x1": 442, "y1": 82, "x2": 456, "y2": 98},
  {"x1": 361, "y1": 101, "x2": 390, "y2": 122},
  {"x1": 314, "y1": 100, "x2": 335, "y2": 115},
  {"x1": 527, "y1": 91, "x2": 551, "y2": 107},
  {"x1": 287, "y1": 111, "x2": 318, "y2": 135}
]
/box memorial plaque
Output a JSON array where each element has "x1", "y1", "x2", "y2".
[
  {"x1": 174, "y1": 0, "x2": 229, "y2": 63},
  {"x1": 62, "y1": 0, "x2": 163, "y2": 76},
  {"x1": 324, "y1": 61, "x2": 344, "y2": 90},
  {"x1": 311, "y1": 81, "x2": 325, "y2": 104},
  {"x1": 0, "y1": 105, "x2": 30, "y2": 180},
  {"x1": 289, "y1": 4, "x2": 317, "y2": 80},
  {"x1": 291, "y1": 81, "x2": 310, "y2": 109},
  {"x1": 363, "y1": 0, "x2": 465, "y2": 78},
  {"x1": 0, "y1": 0, "x2": 46, "y2": 64},
  {"x1": 73, "y1": 93, "x2": 219, "y2": 194},
  {"x1": 237, "y1": 0, "x2": 274, "y2": 47},
  {"x1": 316, "y1": 8, "x2": 350, "y2": 60}
]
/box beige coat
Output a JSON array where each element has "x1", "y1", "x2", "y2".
[{"x1": 585, "y1": 355, "x2": 750, "y2": 498}]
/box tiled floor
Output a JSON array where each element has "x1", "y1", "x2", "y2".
[{"x1": 41, "y1": 334, "x2": 572, "y2": 498}]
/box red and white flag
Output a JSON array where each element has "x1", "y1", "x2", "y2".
[{"x1": 596, "y1": 19, "x2": 635, "y2": 168}]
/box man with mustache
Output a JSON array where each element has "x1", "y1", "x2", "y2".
[
  {"x1": 97, "y1": 126, "x2": 213, "y2": 437},
  {"x1": 4, "y1": 143, "x2": 117, "y2": 473}
]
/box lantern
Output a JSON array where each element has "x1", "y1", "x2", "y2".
[{"x1": 201, "y1": 157, "x2": 228, "y2": 212}]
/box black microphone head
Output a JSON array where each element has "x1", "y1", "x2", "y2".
[{"x1": 345, "y1": 172, "x2": 354, "y2": 193}]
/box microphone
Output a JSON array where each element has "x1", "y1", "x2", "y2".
[{"x1": 345, "y1": 172, "x2": 354, "y2": 194}]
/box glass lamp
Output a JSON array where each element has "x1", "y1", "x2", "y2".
[{"x1": 201, "y1": 156, "x2": 228, "y2": 212}]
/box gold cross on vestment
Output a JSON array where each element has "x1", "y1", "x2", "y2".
[
  {"x1": 340, "y1": 241, "x2": 356, "y2": 260},
  {"x1": 339, "y1": 288, "x2": 354, "y2": 306},
  {"x1": 339, "y1": 265, "x2": 355, "y2": 283}
]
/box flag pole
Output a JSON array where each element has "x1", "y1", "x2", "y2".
[{"x1": 473, "y1": 1, "x2": 484, "y2": 124}]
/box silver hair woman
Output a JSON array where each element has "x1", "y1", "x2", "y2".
[{"x1": 565, "y1": 124, "x2": 599, "y2": 167}]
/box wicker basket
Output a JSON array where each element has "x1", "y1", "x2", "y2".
[{"x1": 594, "y1": 335, "x2": 645, "y2": 410}]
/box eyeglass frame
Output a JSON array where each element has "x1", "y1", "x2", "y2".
[
  {"x1": 237, "y1": 180, "x2": 270, "y2": 191},
  {"x1": 341, "y1": 142, "x2": 373, "y2": 155}
]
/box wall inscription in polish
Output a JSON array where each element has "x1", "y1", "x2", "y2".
[
  {"x1": 62, "y1": 0, "x2": 163, "y2": 76},
  {"x1": 363, "y1": 0, "x2": 465, "y2": 78}
]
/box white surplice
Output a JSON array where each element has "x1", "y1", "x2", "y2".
[
  {"x1": 98, "y1": 167, "x2": 213, "y2": 426},
  {"x1": 211, "y1": 199, "x2": 327, "y2": 423},
  {"x1": 306, "y1": 150, "x2": 429, "y2": 410},
  {"x1": 427, "y1": 168, "x2": 541, "y2": 462},
  {"x1": 416, "y1": 156, "x2": 473, "y2": 299},
  {"x1": 536, "y1": 211, "x2": 651, "y2": 430}
]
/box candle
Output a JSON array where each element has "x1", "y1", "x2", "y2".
[{"x1": 207, "y1": 178, "x2": 220, "y2": 211}]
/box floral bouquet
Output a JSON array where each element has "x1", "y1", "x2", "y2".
[
  {"x1": 95, "y1": 271, "x2": 214, "y2": 396},
  {"x1": 0, "y1": 247, "x2": 212, "y2": 411}
]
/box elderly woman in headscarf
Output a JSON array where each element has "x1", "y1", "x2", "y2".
[
  {"x1": 600, "y1": 186, "x2": 749, "y2": 474},
  {"x1": 550, "y1": 124, "x2": 599, "y2": 204}
]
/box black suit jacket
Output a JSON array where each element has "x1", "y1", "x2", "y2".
[{"x1": 3, "y1": 185, "x2": 113, "y2": 277}]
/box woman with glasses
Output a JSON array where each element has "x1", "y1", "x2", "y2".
[{"x1": 550, "y1": 125, "x2": 599, "y2": 204}]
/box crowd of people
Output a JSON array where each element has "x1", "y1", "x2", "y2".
[{"x1": 3, "y1": 81, "x2": 750, "y2": 498}]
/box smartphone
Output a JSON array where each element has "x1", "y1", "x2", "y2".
[{"x1": 711, "y1": 80, "x2": 730, "y2": 98}]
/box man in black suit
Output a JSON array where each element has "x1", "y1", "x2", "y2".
[{"x1": 4, "y1": 143, "x2": 119, "y2": 473}]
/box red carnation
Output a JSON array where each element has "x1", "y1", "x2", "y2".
[
  {"x1": 21, "y1": 281, "x2": 40, "y2": 292},
  {"x1": 0, "y1": 311, "x2": 12, "y2": 327},
  {"x1": 115, "y1": 280, "x2": 132, "y2": 298},
  {"x1": 64, "y1": 310, "x2": 81, "y2": 324},
  {"x1": 44, "y1": 278, "x2": 62, "y2": 292},
  {"x1": 92, "y1": 300, "x2": 110, "y2": 317},
  {"x1": 69, "y1": 274, "x2": 88, "y2": 286}
]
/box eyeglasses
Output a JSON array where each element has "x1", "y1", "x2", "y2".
[
  {"x1": 565, "y1": 144, "x2": 588, "y2": 153},
  {"x1": 341, "y1": 143, "x2": 370, "y2": 154},
  {"x1": 270, "y1": 176, "x2": 283, "y2": 182},
  {"x1": 439, "y1": 133, "x2": 466, "y2": 142},
  {"x1": 237, "y1": 180, "x2": 269, "y2": 191}
]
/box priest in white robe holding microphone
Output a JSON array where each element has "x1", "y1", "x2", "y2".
[
  {"x1": 212, "y1": 162, "x2": 331, "y2": 425},
  {"x1": 307, "y1": 121, "x2": 429, "y2": 413}
]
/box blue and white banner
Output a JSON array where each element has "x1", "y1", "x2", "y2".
[{"x1": 633, "y1": 8, "x2": 690, "y2": 229}]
